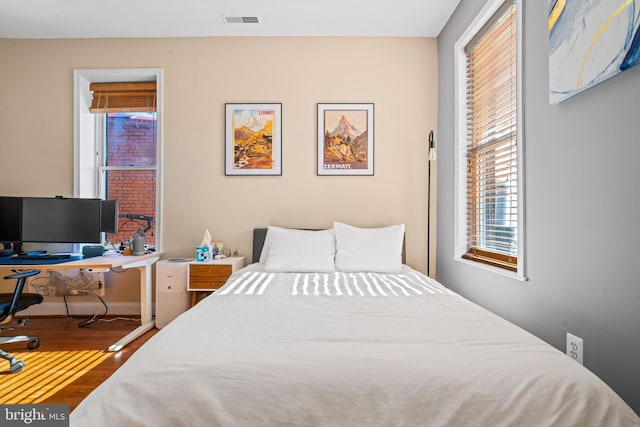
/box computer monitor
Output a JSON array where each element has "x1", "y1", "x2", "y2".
[
  {"x1": 100, "y1": 199, "x2": 119, "y2": 234},
  {"x1": 0, "y1": 196, "x2": 23, "y2": 243},
  {"x1": 22, "y1": 197, "x2": 102, "y2": 244},
  {"x1": 0, "y1": 196, "x2": 103, "y2": 246}
]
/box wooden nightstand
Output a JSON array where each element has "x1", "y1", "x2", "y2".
[{"x1": 187, "y1": 257, "x2": 245, "y2": 306}]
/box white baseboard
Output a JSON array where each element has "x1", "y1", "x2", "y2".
[{"x1": 19, "y1": 302, "x2": 154, "y2": 317}]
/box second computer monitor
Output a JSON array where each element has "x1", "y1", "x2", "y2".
[{"x1": 100, "y1": 199, "x2": 119, "y2": 234}]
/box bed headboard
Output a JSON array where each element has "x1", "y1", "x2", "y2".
[{"x1": 252, "y1": 228, "x2": 406, "y2": 264}]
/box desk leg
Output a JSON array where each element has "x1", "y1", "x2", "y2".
[{"x1": 108, "y1": 262, "x2": 155, "y2": 352}]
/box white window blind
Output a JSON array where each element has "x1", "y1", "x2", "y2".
[{"x1": 463, "y1": 0, "x2": 518, "y2": 272}]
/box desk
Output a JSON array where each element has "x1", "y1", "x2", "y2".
[{"x1": 2, "y1": 252, "x2": 160, "y2": 352}]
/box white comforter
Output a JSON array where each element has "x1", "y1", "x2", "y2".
[{"x1": 71, "y1": 264, "x2": 640, "y2": 426}]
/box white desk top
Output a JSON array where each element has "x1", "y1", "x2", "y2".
[{"x1": 1, "y1": 252, "x2": 160, "y2": 270}]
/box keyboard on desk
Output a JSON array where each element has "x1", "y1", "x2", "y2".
[{"x1": 16, "y1": 254, "x2": 72, "y2": 260}]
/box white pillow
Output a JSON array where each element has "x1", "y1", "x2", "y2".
[
  {"x1": 333, "y1": 222, "x2": 405, "y2": 273},
  {"x1": 263, "y1": 227, "x2": 336, "y2": 272}
]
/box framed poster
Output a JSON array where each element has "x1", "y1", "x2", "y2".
[
  {"x1": 225, "y1": 103, "x2": 282, "y2": 175},
  {"x1": 317, "y1": 103, "x2": 374, "y2": 176}
]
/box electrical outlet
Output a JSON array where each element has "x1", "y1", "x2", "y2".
[{"x1": 566, "y1": 333, "x2": 583, "y2": 365}]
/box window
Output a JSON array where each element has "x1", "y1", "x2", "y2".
[
  {"x1": 74, "y1": 69, "x2": 162, "y2": 251},
  {"x1": 102, "y1": 112, "x2": 157, "y2": 247},
  {"x1": 454, "y1": 0, "x2": 525, "y2": 279}
]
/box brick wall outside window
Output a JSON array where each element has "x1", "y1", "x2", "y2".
[{"x1": 105, "y1": 115, "x2": 157, "y2": 246}]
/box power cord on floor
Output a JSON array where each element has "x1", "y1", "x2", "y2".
[
  {"x1": 97, "y1": 317, "x2": 140, "y2": 323},
  {"x1": 63, "y1": 294, "x2": 109, "y2": 327}
]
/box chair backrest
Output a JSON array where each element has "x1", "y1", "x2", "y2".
[{"x1": 1, "y1": 270, "x2": 41, "y2": 324}]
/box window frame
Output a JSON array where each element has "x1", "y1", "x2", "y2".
[
  {"x1": 453, "y1": 0, "x2": 526, "y2": 281},
  {"x1": 73, "y1": 68, "x2": 163, "y2": 251}
]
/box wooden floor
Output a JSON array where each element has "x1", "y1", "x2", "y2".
[{"x1": 0, "y1": 316, "x2": 157, "y2": 410}]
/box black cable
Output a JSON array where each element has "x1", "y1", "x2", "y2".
[
  {"x1": 119, "y1": 219, "x2": 145, "y2": 233},
  {"x1": 63, "y1": 296, "x2": 71, "y2": 318},
  {"x1": 78, "y1": 296, "x2": 108, "y2": 328},
  {"x1": 62, "y1": 287, "x2": 109, "y2": 327}
]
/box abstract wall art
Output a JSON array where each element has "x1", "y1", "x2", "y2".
[{"x1": 549, "y1": 0, "x2": 640, "y2": 103}]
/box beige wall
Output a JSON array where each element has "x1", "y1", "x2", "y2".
[{"x1": 0, "y1": 37, "x2": 437, "y2": 307}]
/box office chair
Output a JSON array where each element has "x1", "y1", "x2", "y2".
[{"x1": 0, "y1": 270, "x2": 43, "y2": 373}]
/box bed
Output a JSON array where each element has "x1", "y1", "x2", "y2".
[{"x1": 71, "y1": 223, "x2": 640, "y2": 426}]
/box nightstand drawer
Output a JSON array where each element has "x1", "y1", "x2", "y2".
[
  {"x1": 188, "y1": 265, "x2": 232, "y2": 290},
  {"x1": 187, "y1": 257, "x2": 245, "y2": 295}
]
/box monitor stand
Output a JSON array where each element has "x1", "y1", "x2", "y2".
[
  {"x1": 1, "y1": 242, "x2": 22, "y2": 257},
  {"x1": 0, "y1": 248, "x2": 15, "y2": 257}
]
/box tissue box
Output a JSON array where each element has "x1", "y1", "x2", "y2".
[{"x1": 195, "y1": 246, "x2": 210, "y2": 262}]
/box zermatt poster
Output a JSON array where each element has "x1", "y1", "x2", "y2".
[
  {"x1": 232, "y1": 108, "x2": 274, "y2": 169},
  {"x1": 225, "y1": 103, "x2": 282, "y2": 176},
  {"x1": 319, "y1": 104, "x2": 373, "y2": 175}
]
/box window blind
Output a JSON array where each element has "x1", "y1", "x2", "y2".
[
  {"x1": 463, "y1": 0, "x2": 518, "y2": 272},
  {"x1": 89, "y1": 82, "x2": 156, "y2": 113}
]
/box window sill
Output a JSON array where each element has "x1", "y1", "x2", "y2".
[{"x1": 453, "y1": 256, "x2": 528, "y2": 282}]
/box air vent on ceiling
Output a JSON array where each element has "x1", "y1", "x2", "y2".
[{"x1": 222, "y1": 15, "x2": 260, "y2": 24}]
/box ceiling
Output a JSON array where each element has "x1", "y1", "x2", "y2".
[{"x1": 0, "y1": 0, "x2": 461, "y2": 39}]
